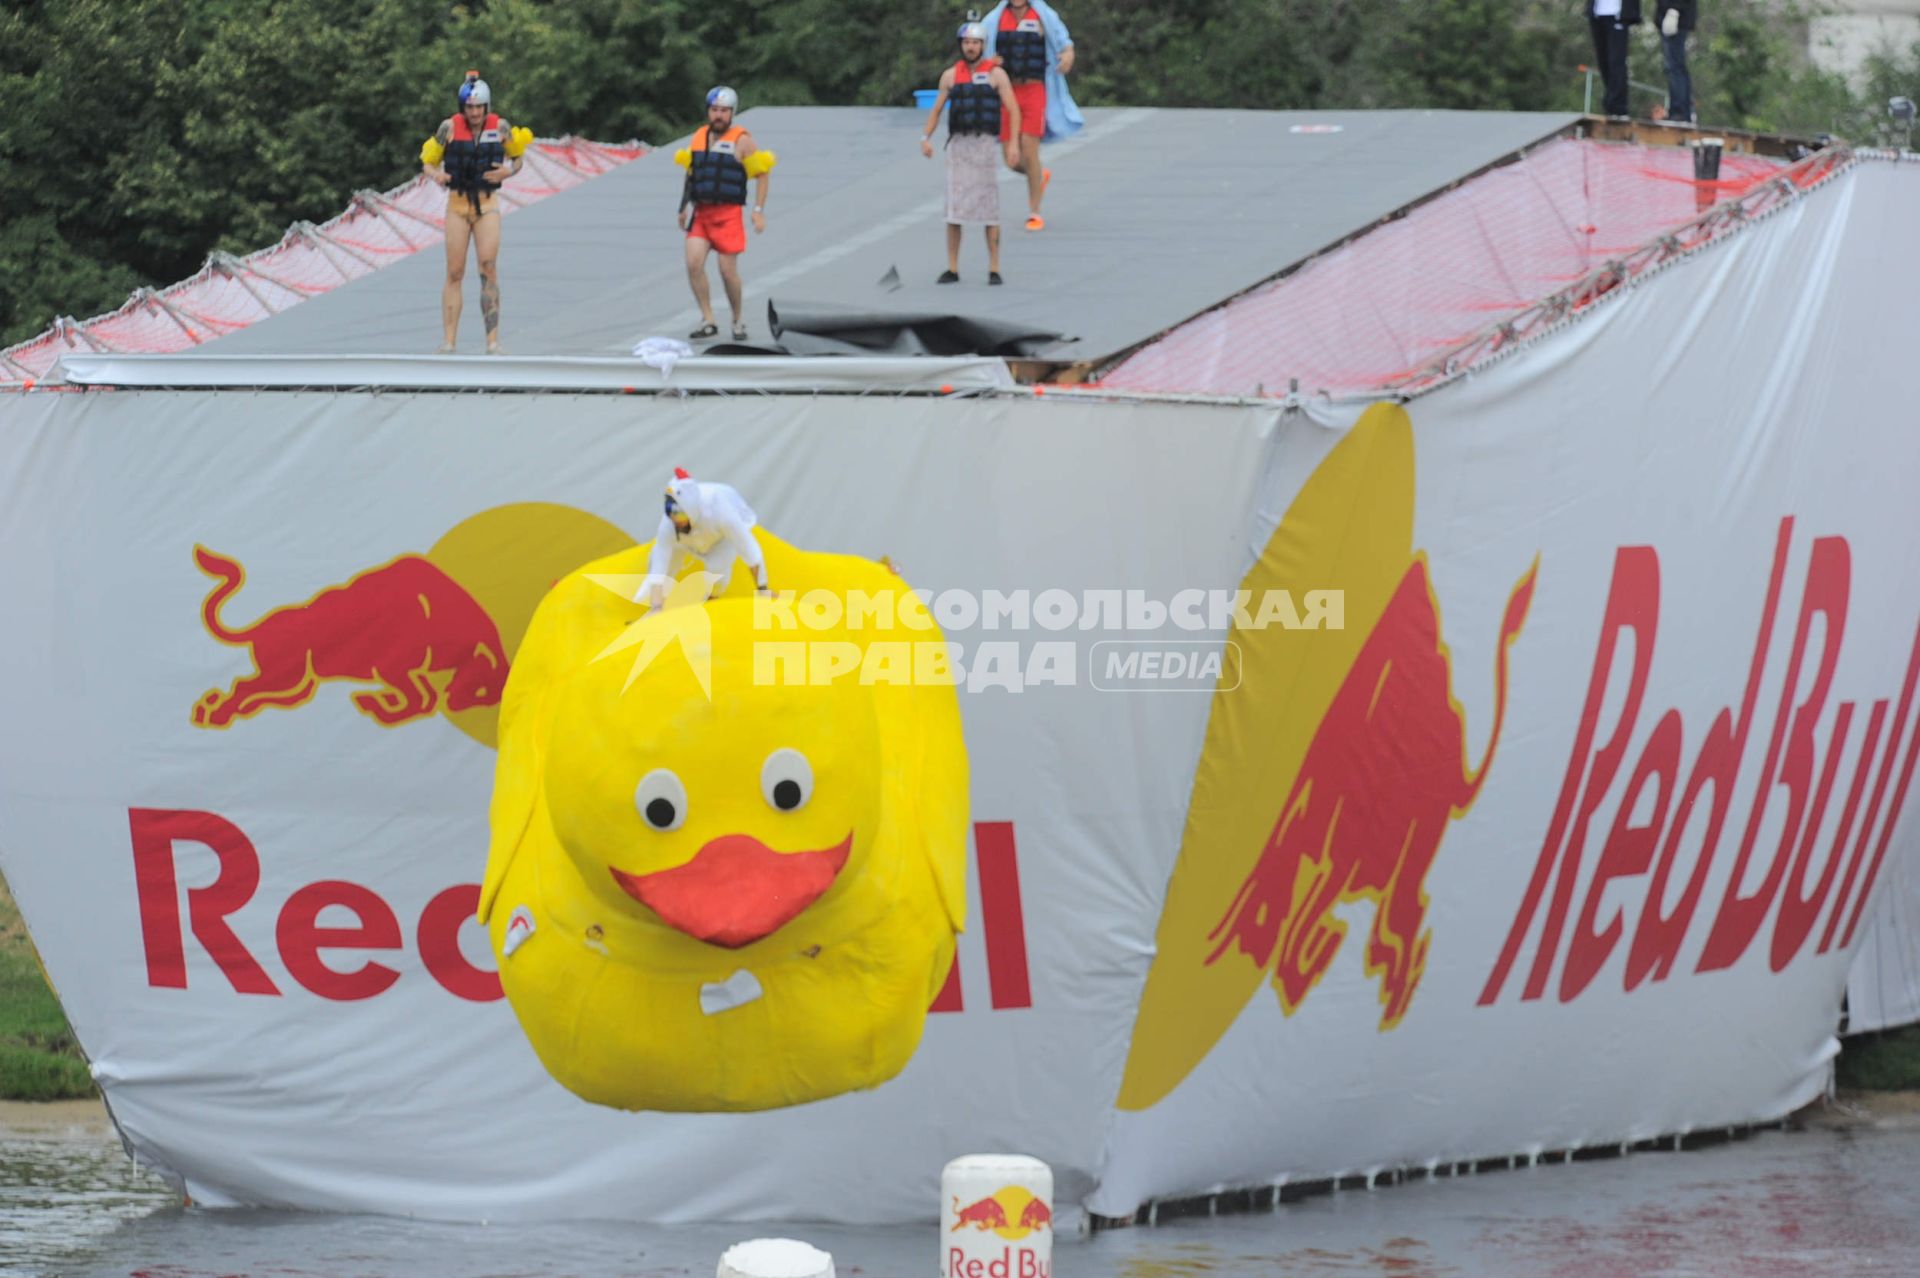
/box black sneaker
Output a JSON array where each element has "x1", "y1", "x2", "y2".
[
  {"x1": 988, "y1": 272, "x2": 1004, "y2": 286},
  {"x1": 936, "y1": 271, "x2": 960, "y2": 284}
]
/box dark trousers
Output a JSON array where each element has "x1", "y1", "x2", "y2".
[
  {"x1": 1662, "y1": 31, "x2": 1693, "y2": 122},
  {"x1": 1590, "y1": 17, "x2": 1630, "y2": 117}
]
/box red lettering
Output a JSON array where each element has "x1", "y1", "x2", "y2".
[
  {"x1": 1699, "y1": 535, "x2": 1849, "y2": 971},
  {"x1": 1480, "y1": 545, "x2": 1658, "y2": 1005},
  {"x1": 418, "y1": 884, "x2": 503, "y2": 1002},
  {"x1": 1835, "y1": 637, "x2": 1920, "y2": 948},
  {"x1": 1822, "y1": 619, "x2": 1920, "y2": 951},
  {"x1": 129, "y1": 808, "x2": 278, "y2": 995},
  {"x1": 991, "y1": 1247, "x2": 1011, "y2": 1278},
  {"x1": 276, "y1": 881, "x2": 402, "y2": 1000},
  {"x1": 930, "y1": 954, "x2": 964, "y2": 1013},
  {"x1": 1769, "y1": 701, "x2": 1864, "y2": 969},
  {"x1": 1561, "y1": 711, "x2": 1681, "y2": 1002},
  {"x1": 1625, "y1": 518, "x2": 1793, "y2": 988},
  {"x1": 976, "y1": 822, "x2": 1033, "y2": 1010}
]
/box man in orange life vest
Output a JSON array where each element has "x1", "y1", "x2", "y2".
[
  {"x1": 921, "y1": 22, "x2": 1022, "y2": 284},
  {"x1": 675, "y1": 86, "x2": 778, "y2": 343},
  {"x1": 420, "y1": 72, "x2": 530, "y2": 354}
]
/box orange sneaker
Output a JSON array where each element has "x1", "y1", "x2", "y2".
[{"x1": 1025, "y1": 214, "x2": 1046, "y2": 231}]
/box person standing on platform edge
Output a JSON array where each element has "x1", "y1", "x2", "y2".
[
  {"x1": 922, "y1": 20, "x2": 1023, "y2": 284},
  {"x1": 981, "y1": 0, "x2": 1081, "y2": 231},
  {"x1": 1587, "y1": 0, "x2": 1642, "y2": 121},
  {"x1": 1656, "y1": 2, "x2": 1697, "y2": 125},
  {"x1": 420, "y1": 71, "x2": 531, "y2": 354},
  {"x1": 676, "y1": 86, "x2": 777, "y2": 343}
]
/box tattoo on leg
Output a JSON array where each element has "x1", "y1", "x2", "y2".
[{"x1": 481, "y1": 277, "x2": 500, "y2": 335}]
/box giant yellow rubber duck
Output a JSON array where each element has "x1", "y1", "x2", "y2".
[{"x1": 478, "y1": 517, "x2": 968, "y2": 1112}]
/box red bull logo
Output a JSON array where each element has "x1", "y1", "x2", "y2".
[
  {"x1": 947, "y1": 1185, "x2": 1052, "y2": 1278},
  {"x1": 1205, "y1": 555, "x2": 1536, "y2": 1027},
  {"x1": 1117, "y1": 404, "x2": 1537, "y2": 1110},
  {"x1": 950, "y1": 1188, "x2": 1052, "y2": 1236},
  {"x1": 192, "y1": 548, "x2": 507, "y2": 729},
  {"x1": 187, "y1": 503, "x2": 635, "y2": 746}
]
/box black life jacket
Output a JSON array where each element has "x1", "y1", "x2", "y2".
[
  {"x1": 948, "y1": 59, "x2": 1003, "y2": 137},
  {"x1": 689, "y1": 126, "x2": 750, "y2": 205},
  {"x1": 445, "y1": 112, "x2": 506, "y2": 200},
  {"x1": 997, "y1": 10, "x2": 1049, "y2": 82}
]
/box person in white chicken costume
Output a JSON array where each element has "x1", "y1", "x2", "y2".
[{"x1": 635, "y1": 468, "x2": 773, "y2": 609}]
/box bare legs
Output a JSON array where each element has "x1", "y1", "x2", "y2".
[
  {"x1": 685, "y1": 235, "x2": 744, "y2": 330},
  {"x1": 473, "y1": 211, "x2": 502, "y2": 353},
  {"x1": 1013, "y1": 134, "x2": 1045, "y2": 218},
  {"x1": 944, "y1": 223, "x2": 1003, "y2": 276},
  {"x1": 440, "y1": 209, "x2": 502, "y2": 352},
  {"x1": 441, "y1": 213, "x2": 471, "y2": 351}
]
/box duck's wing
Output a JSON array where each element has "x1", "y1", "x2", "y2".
[
  {"x1": 480, "y1": 543, "x2": 656, "y2": 923},
  {"x1": 894, "y1": 581, "x2": 971, "y2": 933}
]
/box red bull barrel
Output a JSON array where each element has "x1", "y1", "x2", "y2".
[{"x1": 942, "y1": 1154, "x2": 1053, "y2": 1278}]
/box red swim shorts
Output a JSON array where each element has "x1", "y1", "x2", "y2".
[
  {"x1": 688, "y1": 203, "x2": 747, "y2": 254},
  {"x1": 1002, "y1": 81, "x2": 1046, "y2": 140}
]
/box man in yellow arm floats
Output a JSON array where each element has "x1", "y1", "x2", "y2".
[
  {"x1": 675, "y1": 87, "x2": 778, "y2": 343},
  {"x1": 420, "y1": 71, "x2": 532, "y2": 354}
]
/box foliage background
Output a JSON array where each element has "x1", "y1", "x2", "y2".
[{"x1": 1, "y1": 0, "x2": 1916, "y2": 344}]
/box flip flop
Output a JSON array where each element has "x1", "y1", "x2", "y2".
[{"x1": 689, "y1": 322, "x2": 719, "y2": 340}]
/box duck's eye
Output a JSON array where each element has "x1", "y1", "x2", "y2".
[
  {"x1": 634, "y1": 769, "x2": 687, "y2": 831},
  {"x1": 760, "y1": 748, "x2": 813, "y2": 812}
]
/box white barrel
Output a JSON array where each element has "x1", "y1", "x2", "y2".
[
  {"x1": 941, "y1": 1154, "x2": 1054, "y2": 1278},
  {"x1": 717, "y1": 1237, "x2": 835, "y2": 1278}
]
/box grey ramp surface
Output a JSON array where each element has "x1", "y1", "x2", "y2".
[{"x1": 212, "y1": 107, "x2": 1579, "y2": 365}]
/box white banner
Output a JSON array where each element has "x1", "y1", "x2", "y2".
[
  {"x1": 2, "y1": 161, "x2": 1917, "y2": 1224},
  {"x1": 1095, "y1": 159, "x2": 1920, "y2": 1213},
  {"x1": 1845, "y1": 847, "x2": 1920, "y2": 1033}
]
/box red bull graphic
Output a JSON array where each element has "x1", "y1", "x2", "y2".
[
  {"x1": 192, "y1": 548, "x2": 507, "y2": 728},
  {"x1": 1481, "y1": 518, "x2": 1920, "y2": 1005},
  {"x1": 1205, "y1": 554, "x2": 1536, "y2": 1028},
  {"x1": 948, "y1": 1189, "x2": 1051, "y2": 1235},
  {"x1": 1117, "y1": 404, "x2": 1537, "y2": 1110},
  {"x1": 946, "y1": 1184, "x2": 1052, "y2": 1278},
  {"x1": 951, "y1": 1194, "x2": 1011, "y2": 1232},
  {"x1": 187, "y1": 503, "x2": 636, "y2": 746}
]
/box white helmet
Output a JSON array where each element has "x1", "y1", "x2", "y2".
[
  {"x1": 458, "y1": 73, "x2": 491, "y2": 106},
  {"x1": 957, "y1": 21, "x2": 987, "y2": 40},
  {"x1": 707, "y1": 85, "x2": 739, "y2": 110}
]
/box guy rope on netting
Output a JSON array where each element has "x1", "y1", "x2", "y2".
[{"x1": 1094, "y1": 137, "x2": 1856, "y2": 403}]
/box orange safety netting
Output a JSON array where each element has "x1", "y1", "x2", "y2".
[
  {"x1": 1095, "y1": 138, "x2": 1843, "y2": 400},
  {"x1": 0, "y1": 137, "x2": 646, "y2": 386}
]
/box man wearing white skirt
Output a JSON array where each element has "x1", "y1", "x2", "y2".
[{"x1": 920, "y1": 21, "x2": 1022, "y2": 285}]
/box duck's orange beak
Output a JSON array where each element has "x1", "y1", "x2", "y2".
[{"x1": 612, "y1": 832, "x2": 853, "y2": 948}]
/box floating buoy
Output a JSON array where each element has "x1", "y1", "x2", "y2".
[
  {"x1": 717, "y1": 1237, "x2": 835, "y2": 1278},
  {"x1": 942, "y1": 1154, "x2": 1053, "y2": 1278}
]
